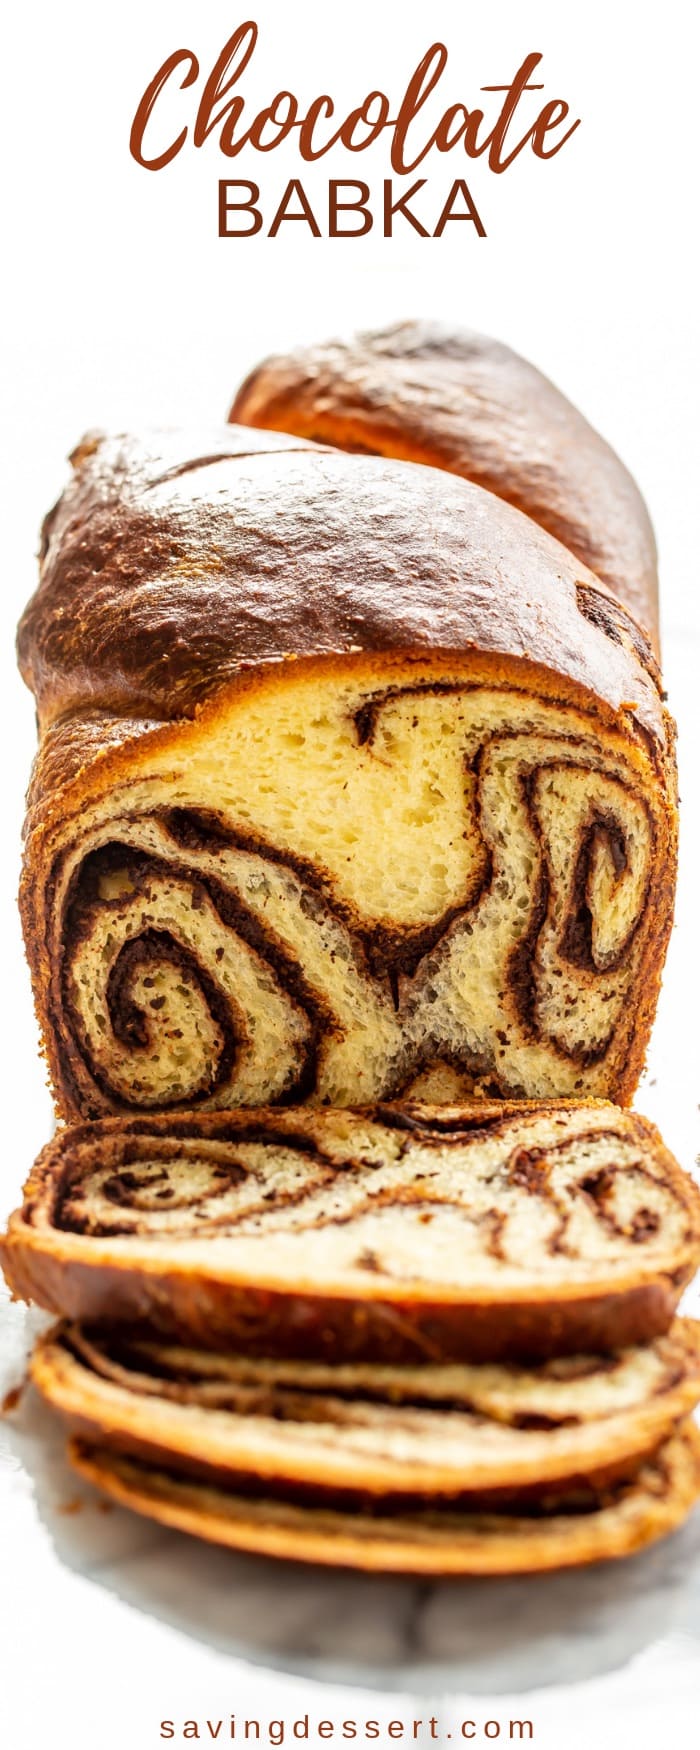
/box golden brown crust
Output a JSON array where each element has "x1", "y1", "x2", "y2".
[
  {"x1": 67, "y1": 1423, "x2": 700, "y2": 1574},
  {"x1": 3, "y1": 1103, "x2": 699, "y2": 1363},
  {"x1": 3, "y1": 1242, "x2": 687, "y2": 1367},
  {"x1": 18, "y1": 428, "x2": 665, "y2": 741},
  {"x1": 230, "y1": 321, "x2": 660, "y2": 649}
]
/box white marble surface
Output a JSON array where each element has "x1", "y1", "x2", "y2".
[{"x1": 1, "y1": 633, "x2": 700, "y2": 1747}]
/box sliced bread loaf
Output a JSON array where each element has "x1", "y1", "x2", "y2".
[
  {"x1": 68, "y1": 1423, "x2": 700, "y2": 1575},
  {"x1": 4, "y1": 1103, "x2": 699, "y2": 1361},
  {"x1": 32, "y1": 1318, "x2": 700, "y2": 1507}
]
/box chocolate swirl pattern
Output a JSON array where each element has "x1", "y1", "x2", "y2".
[
  {"x1": 32, "y1": 674, "x2": 667, "y2": 1118},
  {"x1": 43, "y1": 1108, "x2": 697, "y2": 1271},
  {"x1": 4, "y1": 1104, "x2": 700, "y2": 1361}
]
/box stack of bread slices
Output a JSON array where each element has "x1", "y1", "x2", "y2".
[{"x1": 3, "y1": 323, "x2": 700, "y2": 1576}]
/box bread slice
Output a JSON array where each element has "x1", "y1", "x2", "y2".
[
  {"x1": 32, "y1": 1318, "x2": 700, "y2": 1509},
  {"x1": 4, "y1": 1103, "x2": 699, "y2": 1361},
  {"x1": 229, "y1": 320, "x2": 659, "y2": 647},
  {"x1": 19, "y1": 430, "x2": 675, "y2": 1116},
  {"x1": 68, "y1": 1423, "x2": 700, "y2": 1575}
]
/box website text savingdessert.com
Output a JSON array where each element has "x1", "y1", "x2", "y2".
[{"x1": 158, "y1": 1717, "x2": 535, "y2": 1742}]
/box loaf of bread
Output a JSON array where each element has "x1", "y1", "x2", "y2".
[
  {"x1": 68, "y1": 1423, "x2": 700, "y2": 1574},
  {"x1": 4, "y1": 1104, "x2": 699, "y2": 1361},
  {"x1": 32, "y1": 1318, "x2": 700, "y2": 1509},
  {"x1": 230, "y1": 321, "x2": 659, "y2": 646},
  {"x1": 9, "y1": 339, "x2": 695, "y2": 1582},
  {"x1": 18, "y1": 428, "x2": 675, "y2": 1117}
]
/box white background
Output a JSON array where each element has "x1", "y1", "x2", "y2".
[{"x1": 1, "y1": 2, "x2": 698, "y2": 1745}]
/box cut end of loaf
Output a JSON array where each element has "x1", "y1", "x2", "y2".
[{"x1": 23, "y1": 655, "x2": 676, "y2": 1121}]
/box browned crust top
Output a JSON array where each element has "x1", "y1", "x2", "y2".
[
  {"x1": 17, "y1": 425, "x2": 666, "y2": 750},
  {"x1": 230, "y1": 321, "x2": 659, "y2": 649}
]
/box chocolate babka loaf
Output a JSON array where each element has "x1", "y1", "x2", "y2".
[
  {"x1": 4, "y1": 1105, "x2": 699, "y2": 1361},
  {"x1": 68, "y1": 1424, "x2": 700, "y2": 1574},
  {"x1": 230, "y1": 321, "x2": 659, "y2": 646},
  {"x1": 32, "y1": 1318, "x2": 700, "y2": 1509},
  {"x1": 18, "y1": 427, "x2": 675, "y2": 1117}
]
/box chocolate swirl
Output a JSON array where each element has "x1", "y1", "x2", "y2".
[
  {"x1": 49, "y1": 1107, "x2": 695, "y2": 1282},
  {"x1": 7, "y1": 1105, "x2": 699, "y2": 1363},
  {"x1": 39, "y1": 679, "x2": 661, "y2": 1117}
]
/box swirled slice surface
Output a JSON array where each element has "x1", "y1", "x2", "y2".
[{"x1": 4, "y1": 1103, "x2": 700, "y2": 1361}]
